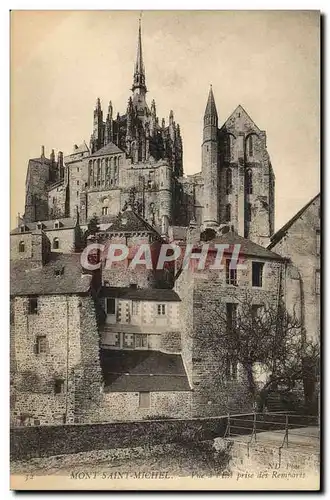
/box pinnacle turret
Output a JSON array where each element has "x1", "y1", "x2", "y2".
[
  {"x1": 204, "y1": 85, "x2": 218, "y2": 120},
  {"x1": 132, "y1": 18, "x2": 147, "y2": 95}
]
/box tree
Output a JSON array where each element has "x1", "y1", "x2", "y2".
[
  {"x1": 87, "y1": 214, "x2": 100, "y2": 236},
  {"x1": 195, "y1": 290, "x2": 319, "y2": 411},
  {"x1": 83, "y1": 214, "x2": 100, "y2": 247}
]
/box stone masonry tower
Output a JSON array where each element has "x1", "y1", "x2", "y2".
[
  {"x1": 202, "y1": 86, "x2": 219, "y2": 227},
  {"x1": 217, "y1": 104, "x2": 275, "y2": 246},
  {"x1": 201, "y1": 85, "x2": 275, "y2": 246}
]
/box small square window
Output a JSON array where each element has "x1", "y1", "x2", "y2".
[
  {"x1": 139, "y1": 392, "x2": 150, "y2": 409},
  {"x1": 157, "y1": 304, "x2": 166, "y2": 315},
  {"x1": 77, "y1": 180, "x2": 79, "y2": 185},
  {"x1": 28, "y1": 297, "x2": 38, "y2": 315},
  {"x1": 54, "y1": 379, "x2": 65, "y2": 394},
  {"x1": 77, "y1": 167, "x2": 80, "y2": 172}
]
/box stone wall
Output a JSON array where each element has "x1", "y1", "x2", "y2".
[
  {"x1": 68, "y1": 159, "x2": 89, "y2": 218},
  {"x1": 176, "y1": 257, "x2": 284, "y2": 417},
  {"x1": 10, "y1": 233, "x2": 33, "y2": 261},
  {"x1": 271, "y1": 195, "x2": 320, "y2": 342},
  {"x1": 10, "y1": 415, "x2": 228, "y2": 460},
  {"x1": 44, "y1": 228, "x2": 77, "y2": 253},
  {"x1": 48, "y1": 182, "x2": 67, "y2": 219},
  {"x1": 11, "y1": 294, "x2": 102, "y2": 426},
  {"x1": 87, "y1": 391, "x2": 192, "y2": 423}
]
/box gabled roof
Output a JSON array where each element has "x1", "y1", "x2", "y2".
[
  {"x1": 268, "y1": 193, "x2": 320, "y2": 249},
  {"x1": 220, "y1": 104, "x2": 261, "y2": 134},
  {"x1": 101, "y1": 349, "x2": 190, "y2": 392},
  {"x1": 104, "y1": 209, "x2": 161, "y2": 236},
  {"x1": 207, "y1": 231, "x2": 284, "y2": 261},
  {"x1": 10, "y1": 253, "x2": 92, "y2": 296},
  {"x1": 90, "y1": 142, "x2": 124, "y2": 157},
  {"x1": 11, "y1": 217, "x2": 77, "y2": 234},
  {"x1": 101, "y1": 287, "x2": 181, "y2": 302}
]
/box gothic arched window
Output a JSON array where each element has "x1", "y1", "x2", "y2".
[
  {"x1": 53, "y1": 237, "x2": 59, "y2": 250},
  {"x1": 226, "y1": 168, "x2": 232, "y2": 195},
  {"x1": 225, "y1": 204, "x2": 231, "y2": 222},
  {"x1": 18, "y1": 241, "x2": 25, "y2": 253},
  {"x1": 245, "y1": 169, "x2": 253, "y2": 195}
]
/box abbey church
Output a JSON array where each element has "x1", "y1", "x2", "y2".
[{"x1": 10, "y1": 20, "x2": 320, "y2": 425}]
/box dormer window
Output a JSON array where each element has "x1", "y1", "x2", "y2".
[
  {"x1": 54, "y1": 221, "x2": 60, "y2": 229},
  {"x1": 20, "y1": 225, "x2": 27, "y2": 233},
  {"x1": 36, "y1": 222, "x2": 43, "y2": 230}
]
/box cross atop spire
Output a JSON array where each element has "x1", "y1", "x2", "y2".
[{"x1": 132, "y1": 16, "x2": 147, "y2": 95}]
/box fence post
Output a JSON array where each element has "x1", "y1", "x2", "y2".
[
  {"x1": 252, "y1": 411, "x2": 257, "y2": 442},
  {"x1": 225, "y1": 413, "x2": 230, "y2": 438},
  {"x1": 284, "y1": 414, "x2": 289, "y2": 448}
]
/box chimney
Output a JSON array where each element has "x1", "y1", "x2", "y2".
[
  {"x1": 50, "y1": 149, "x2": 55, "y2": 163},
  {"x1": 41, "y1": 145, "x2": 45, "y2": 158},
  {"x1": 57, "y1": 151, "x2": 63, "y2": 168},
  {"x1": 31, "y1": 230, "x2": 50, "y2": 267},
  {"x1": 16, "y1": 212, "x2": 23, "y2": 228}
]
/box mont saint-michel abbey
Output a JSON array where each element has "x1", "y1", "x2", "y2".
[{"x1": 10, "y1": 21, "x2": 320, "y2": 426}]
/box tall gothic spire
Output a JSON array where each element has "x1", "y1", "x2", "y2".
[
  {"x1": 132, "y1": 17, "x2": 147, "y2": 94},
  {"x1": 204, "y1": 85, "x2": 218, "y2": 120}
]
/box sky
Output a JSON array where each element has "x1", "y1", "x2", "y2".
[{"x1": 10, "y1": 10, "x2": 320, "y2": 230}]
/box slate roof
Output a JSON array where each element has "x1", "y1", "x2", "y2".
[
  {"x1": 204, "y1": 86, "x2": 218, "y2": 118},
  {"x1": 268, "y1": 193, "x2": 320, "y2": 249},
  {"x1": 101, "y1": 349, "x2": 191, "y2": 392},
  {"x1": 10, "y1": 253, "x2": 92, "y2": 296},
  {"x1": 103, "y1": 209, "x2": 161, "y2": 236},
  {"x1": 207, "y1": 231, "x2": 284, "y2": 261},
  {"x1": 90, "y1": 142, "x2": 124, "y2": 157},
  {"x1": 101, "y1": 287, "x2": 181, "y2": 302},
  {"x1": 169, "y1": 226, "x2": 188, "y2": 242},
  {"x1": 11, "y1": 218, "x2": 77, "y2": 234}
]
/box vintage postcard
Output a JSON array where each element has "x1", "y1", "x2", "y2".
[{"x1": 10, "y1": 10, "x2": 320, "y2": 491}]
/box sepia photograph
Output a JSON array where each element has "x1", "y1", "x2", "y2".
[{"x1": 9, "y1": 9, "x2": 320, "y2": 491}]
